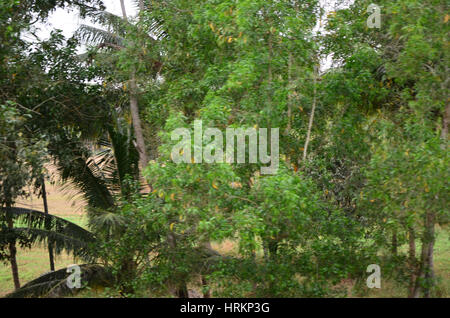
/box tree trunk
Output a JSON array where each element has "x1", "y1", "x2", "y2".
[
  {"x1": 422, "y1": 211, "x2": 435, "y2": 298},
  {"x1": 391, "y1": 231, "x2": 398, "y2": 256},
  {"x1": 6, "y1": 204, "x2": 20, "y2": 290},
  {"x1": 201, "y1": 276, "x2": 210, "y2": 298},
  {"x1": 119, "y1": 0, "x2": 127, "y2": 20},
  {"x1": 412, "y1": 213, "x2": 435, "y2": 297},
  {"x1": 41, "y1": 178, "x2": 55, "y2": 271},
  {"x1": 302, "y1": 64, "x2": 318, "y2": 161},
  {"x1": 407, "y1": 229, "x2": 417, "y2": 298},
  {"x1": 118, "y1": 256, "x2": 137, "y2": 295},
  {"x1": 168, "y1": 232, "x2": 189, "y2": 298},
  {"x1": 441, "y1": 98, "x2": 449, "y2": 142},
  {"x1": 129, "y1": 77, "x2": 149, "y2": 172},
  {"x1": 119, "y1": 0, "x2": 149, "y2": 172}
]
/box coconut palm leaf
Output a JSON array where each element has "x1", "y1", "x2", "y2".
[
  {"x1": 75, "y1": 24, "x2": 125, "y2": 48},
  {"x1": 1, "y1": 207, "x2": 96, "y2": 261},
  {"x1": 4, "y1": 264, "x2": 112, "y2": 298},
  {"x1": 51, "y1": 138, "x2": 116, "y2": 210},
  {"x1": 84, "y1": 9, "x2": 129, "y2": 37},
  {"x1": 13, "y1": 228, "x2": 95, "y2": 261},
  {"x1": 106, "y1": 118, "x2": 140, "y2": 195}
]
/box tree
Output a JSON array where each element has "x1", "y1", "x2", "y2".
[
  {"x1": 75, "y1": 2, "x2": 164, "y2": 173},
  {"x1": 0, "y1": 103, "x2": 48, "y2": 289}
]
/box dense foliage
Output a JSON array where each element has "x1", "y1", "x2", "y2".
[{"x1": 0, "y1": 0, "x2": 448, "y2": 298}]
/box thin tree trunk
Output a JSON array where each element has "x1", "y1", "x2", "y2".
[
  {"x1": 41, "y1": 177, "x2": 55, "y2": 271},
  {"x1": 168, "y1": 232, "x2": 189, "y2": 298},
  {"x1": 285, "y1": 53, "x2": 293, "y2": 166},
  {"x1": 302, "y1": 65, "x2": 317, "y2": 161},
  {"x1": 391, "y1": 231, "x2": 398, "y2": 256},
  {"x1": 120, "y1": 0, "x2": 149, "y2": 173},
  {"x1": 413, "y1": 212, "x2": 435, "y2": 297},
  {"x1": 408, "y1": 229, "x2": 416, "y2": 298},
  {"x1": 6, "y1": 204, "x2": 20, "y2": 290},
  {"x1": 286, "y1": 53, "x2": 293, "y2": 135},
  {"x1": 119, "y1": 0, "x2": 127, "y2": 20},
  {"x1": 201, "y1": 276, "x2": 210, "y2": 298},
  {"x1": 440, "y1": 80, "x2": 449, "y2": 142},
  {"x1": 423, "y1": 212, "x2": 435, "y2": 298},
  {"x1": 129, "y1": 78, "x2": 149, "y2": 171}
]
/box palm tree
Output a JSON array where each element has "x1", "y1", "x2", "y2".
[
  {"x1": 0, "y1": 206, "x2": 101, "y2": 297},
  {"x1": 3, "y1": 113, "x2": 142, "y2": 297},
  {"x1": 75, "y1": 2, "x2": 165, "y2": 173}
]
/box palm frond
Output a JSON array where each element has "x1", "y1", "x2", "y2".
[
  {"x1": 86, "y1": 208, "x2": 126, "y2": 237},
  {"x1": 107, "y1": 118, "x2": 140, "y2": 195},
  {"x1": 1, "y1": 207, "x2": 97, "y2": 261},
  {"x1": 84, "y1": 9, "x2": 129, "y2": 36},
  {"x1": 14, "y1": 228, "x2": 95, "y2": 261},
  {"x1": 75, "y1": 24, "x2": 125, "y2": 48},
  {"x1": 5, "y1": 264, "x2": 112, "y2": 298},
  {"x1": 7, "y1": 207, "x2": 93, "y2": 239},
  {"x1": 52, "y1": 141, "x2": 116, "y2": 210}
]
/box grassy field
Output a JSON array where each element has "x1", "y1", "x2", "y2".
[
  {"x1": 1, "y1": 182, "x2": 448, "y2": 297},
  {"x1": 0, "y1": 182, "x2": 87, "y2": 297}
]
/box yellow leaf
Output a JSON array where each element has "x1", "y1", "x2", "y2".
[
  {"x1": 209, "y1": 22, "x2": 215, "y2": 32},
  {"x1": 212, "y1": 181, "x2": 219, "y2": 190},
  {"x1": 228, "y1": 37, "x2": 233, "y2": 43},
  {"x1": 230, "y1": 182, "x2": 242, "y2": 189},
  {"x1": 158, "y1": 191, "x2": 164, "y2": 198},
  {"x1": 445, "y1": 14, "x2": 449, "y2": 23},
  {"x1": 370, "y1": 199, "x2": 375, "y2": 203},
  {"x1": 170, "y1": 223, "x2": 174, "y2": 231},
  {"x1": 170, "y1": 193, "x2": 175, "y2": 201}
]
